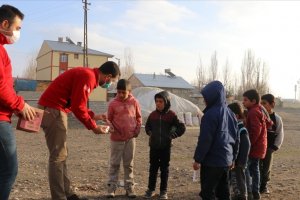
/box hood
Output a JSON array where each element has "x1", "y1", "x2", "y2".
[
  {"x1": 154, "y1": 90, "x2": 171, "y2": 113},
  {"x1": 116, "y1": 93, "x2": 134, "y2": 102},
  {"x1": 201, "y1": 80, "x2": 226, "y2": 111}
]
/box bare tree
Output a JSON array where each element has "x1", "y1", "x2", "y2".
[
  {"x1": 222, "y1": 59, "x2": 234, "y2": 97},
  {"x1": 121, "y1": 47, "x2": 135, "y2": 79},
  {"x1": 209, "y1": 51, "x2": 218, "y2": 81},
  {"x1": 195, "y1": 56, "x2": 206, "y2": 90},
  {"x1": 240, "y1": 49, "x2": 269, "y2": 95},
  {"x1": 22, "y1": 54, "x2": 37, "y2": 79}
]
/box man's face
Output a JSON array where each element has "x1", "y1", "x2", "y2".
[
  {"x1": 242, "y1": 96, "x2": 256, "y2": 109},
  {"x1": 155, "y1": 98, "x2": 165, "y2": 111},
  {"x1": 0, "y1": 16, "x2": 22, "y2": 36},
  {"x1": 117, "y1": 89, "x2": 130, "y2": 101}
]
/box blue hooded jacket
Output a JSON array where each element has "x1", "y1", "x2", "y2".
[{"x1": 194, "y1": 81, "x2": 239, "y2": 167}]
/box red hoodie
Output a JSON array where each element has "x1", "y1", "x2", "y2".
[
  {"x1": 38, "y1": 67, "x2": 99, "y2": 130},
  {"x1": 246, "y1": 104, "x2": 269, "y2": 159},
  {"x1": 0, "y1": 34, "x2": 25, "y2": 122},
  {"x1": 107, "y1": 94, "x2": 142, "y2": 141}
]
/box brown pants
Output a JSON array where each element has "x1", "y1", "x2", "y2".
[{"x1": 40, "y1": 106, "x2": 74, "y2": 200}]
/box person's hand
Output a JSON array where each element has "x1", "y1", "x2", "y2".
[
  {"x1": 170, "y1": 132, "x2": 178, "y2": 139},
  {"x1": 19, "y1": 103, "x2": 36, "y2": 121},
  {"x1": 193, "y1": 162, "x2": 200, "y2": 170},
  {"x1": 92, "y1": 125, "x2": 109, "y2": 134},
  {"x1": 94, "y1": 114, "x2": 107, "y2": 122}
]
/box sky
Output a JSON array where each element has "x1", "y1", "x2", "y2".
[{"x1": 3, "y1": 0, "x2": 300, "y2": 99}]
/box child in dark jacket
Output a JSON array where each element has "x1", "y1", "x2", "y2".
[
  {"x1": 193, "y1": 81, "x2": 239, "y2": 200},
  {"x1": 259, "y1": 94, "x2": 284, "y2": 194},
  {"x1": 144, "y1": 91, "x2": 186, "y2": 200},
  {"x1": 228, "y1": 102, "x2": 251, "y2": 200}
]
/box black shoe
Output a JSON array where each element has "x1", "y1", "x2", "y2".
[
  {"x1": 252, "y1": 192, "x2": 261, "y2": 200},
  {"x1": 67, "y1": 194, "x2": 88, "y2": 200}
]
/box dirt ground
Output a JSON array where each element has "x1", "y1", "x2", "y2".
[{"x1": 8, "y1": 107, "x2": 300, "y2": 200}]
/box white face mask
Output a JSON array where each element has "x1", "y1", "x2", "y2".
[{"x1": 5, "y1": 30, "x2": 20, "y2": 44}]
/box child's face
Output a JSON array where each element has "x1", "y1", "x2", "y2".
[
  {"x1": 242, "y1": 96, "x2": 256, "y2": 109},
  {"x1": 261, "y1": 100, "x2": 274, "y2": 113},
  {"x1": 117, "y1": 89, "x2": 130, "y2": 101},
  {"x1": 155, "y1": 98, "x2": 165, "y2": 111}
]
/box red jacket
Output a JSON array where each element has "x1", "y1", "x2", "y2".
[
  {"x1": 108, "y1": 94, "x2": 142, "y2": 141},
  {"x1": 38, "y1": 67, "x2": 99, "y2": 130},
  {"x1": 0, "y1": 34, "x2": 25, "y2": 122},
  {"x1": 246, "y1": 104, "x2": 268, "y2": 159}
]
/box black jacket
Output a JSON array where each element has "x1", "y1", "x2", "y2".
[{"x1": 145, "y1": 91, "x2": 186, "y2": 149}]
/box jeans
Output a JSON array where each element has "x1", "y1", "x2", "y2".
[
  {"x1": 246, "y1": 158, "x2": 260, "y2": 194},
  {"x1": 0, "y1": 121, "x2": 18, "y2": 200},
  {"x1": 200, "y1": 165, "x2": 230, "y2": 200}
]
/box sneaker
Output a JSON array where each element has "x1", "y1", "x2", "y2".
[
  {"x1": 67, "y1": 194, "x2": 88, "y2": 200},
  {"x1": 126, "y1": 187, "x2": 137, "y2": 198},
  {"x1": 260, "y1": 187, "x2": 270, "y2": 194},
  {"x1": 159, "y1": 191, "x2": 168, "y2": 199},
  {"x1": 107, "y1": 184, "x2": 117, "y2": 198},
  {"x1": 144, "y1": 189, "x2": 155, "y2": 199},
  {"x1": 252, "y1": 192, "x2": 261, "y2": 200}
]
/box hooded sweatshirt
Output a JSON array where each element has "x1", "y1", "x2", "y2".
[
  {"x1": 194, "y1": 81, "x2": 239, "y2": 167},
  {"x1": 0, "y1": 33, "x2": 25, "y2": 122},
  {"x1": 107, "y1": 93, "x2": 142, "y2": 141},
  {"x1": 145, "y1": 91, "x2": 186, "y2": 149}
]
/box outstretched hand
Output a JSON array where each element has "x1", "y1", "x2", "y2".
[
  {"x1": 92, "y1": 125, "x2": 109, "y2": 134},
  {"x1": 19, "y1": 103, "x2": 36, "y2": 121}
]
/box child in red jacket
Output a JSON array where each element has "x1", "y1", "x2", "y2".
[{"x1": 242, "y1": 89, "x2": 271, "y2": 200}]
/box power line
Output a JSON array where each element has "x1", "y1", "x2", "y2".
[{"x1": 82, "y1": 0, "x2": 91, "y2": 67}]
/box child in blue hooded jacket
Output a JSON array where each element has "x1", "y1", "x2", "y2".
[{"x1": 193, "y1": 81, "x2": 239, "y2": 200}]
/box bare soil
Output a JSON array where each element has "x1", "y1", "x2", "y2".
[{"x1": 9, "y1": 108, "x2": 300, "y2": 200}]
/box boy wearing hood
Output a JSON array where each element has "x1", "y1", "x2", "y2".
[
  {"x1": 193, "y1": 81, "x2": 239, "y2": 200},
  {"x1": 144, "y1": 91, "x2": 186, "y2": 199},
  {"x1": 106, "y1": 79, "x2": 142, "y2": 198}
]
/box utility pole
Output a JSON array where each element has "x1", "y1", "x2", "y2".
[{"x1": 82, "y1": 0, "x2": 90, "y2": 67}]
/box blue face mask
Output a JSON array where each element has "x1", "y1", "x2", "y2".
[{"x1": 101, "y1": 81, "x2": 112, "y2": 89}]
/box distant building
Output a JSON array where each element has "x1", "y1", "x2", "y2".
[
  {"x1": 128, "y1": 69, "x2": 194, "y2": 99},
  {"x1": 36, "y1": 37, "x2": 114, "y2": 101}
]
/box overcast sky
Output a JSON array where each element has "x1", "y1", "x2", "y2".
[{"x1": 4, "y1": 0, "x2": 300, "y2": 99}]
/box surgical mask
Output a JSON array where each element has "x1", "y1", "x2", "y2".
[
  {"x1": 1, "y1": 29, "x2": 20, "y2": 44},
  {"x1": 6, "y1": 30, "x2": 20, "y2": 44},
  {"x1": 101, "y1": 81, "x2": 112, "y2": 89}
]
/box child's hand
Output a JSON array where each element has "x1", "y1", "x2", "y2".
[{"x1": 193, "y1": 162, "x2": 200, "y2": 170}]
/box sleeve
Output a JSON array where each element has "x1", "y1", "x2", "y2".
[
  {"x1": 273, "y1": 114, "x2": 284, "y2": 150},
  {"x1": 0, "y1": 50, "x2": 25, "y2": 112},
  {"x1": 145, "y1": 114, "x2": 152, "y2": 135},
  {"x1": 193, "y1": 113, "x2": 217, "y2": 163},
  {"x1": 70, "y1": 76, "x2": 97, "y2": 130},
  {"x1": 232, "y1": 127, "x2": 240, "y2": 162},
  {"x1": 247, "y1": 110, "x2": 263, "y2": 146},
  {"x1": 237, "y1": 130, "x2": 251, "y2": 166},
  {"x1": 171, "y1": 113, "x2": 186, "y2": 137},
  {"x1": 134, "y1": 100, "x2": 142, "y2": 134}
]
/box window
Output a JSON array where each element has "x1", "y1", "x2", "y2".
[
  {"x1": 60, "y1": 54, "x2": 68, "y2": 62},
  {"x1": 74, "y1": 54, "x2": 79, "y2": 59}
]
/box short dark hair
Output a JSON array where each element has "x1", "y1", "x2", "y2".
[
  {"x1": 261, "y1": 94, "x2": 275, "y2": 104},
  {"x1": 243, "y1": 89, "x2": 260, "y2": 104},
  {"x1": 228, "y1": 102, "x2": 244, "y2": 119},
  {"x1": 117, "y1": 79, "x2": 131, "y2": 91},
  {"x1": 0, "y1": 5, "x2": 24, "y2": 24},
  {"x1": 98, "y1": 61, "x2": 120, "y2": 78}
]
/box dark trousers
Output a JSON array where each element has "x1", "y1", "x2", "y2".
[
  {"x1": 200, "y1": 165, "x2": 230, "y2": 200},
  {"x1": 147, "y1": 147, "x2": 171, "y2": 192},
  {"x1": 230, "y1": 166, "x2": 247, "y2": 199},
  {"x1": 260, "y1": 148, "x2": 274, "y2": 190}
]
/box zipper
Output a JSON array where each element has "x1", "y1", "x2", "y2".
[{"x1": 159, "y1": 114, "x2": 162, "y2": 146}]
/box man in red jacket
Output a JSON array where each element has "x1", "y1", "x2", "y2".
[
  {"x1": 0, "y1": 5, "x2": 37, "y2": 200},
  {"x1": 38, "y1": 61, "x2": 120, "y2": 200}
]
